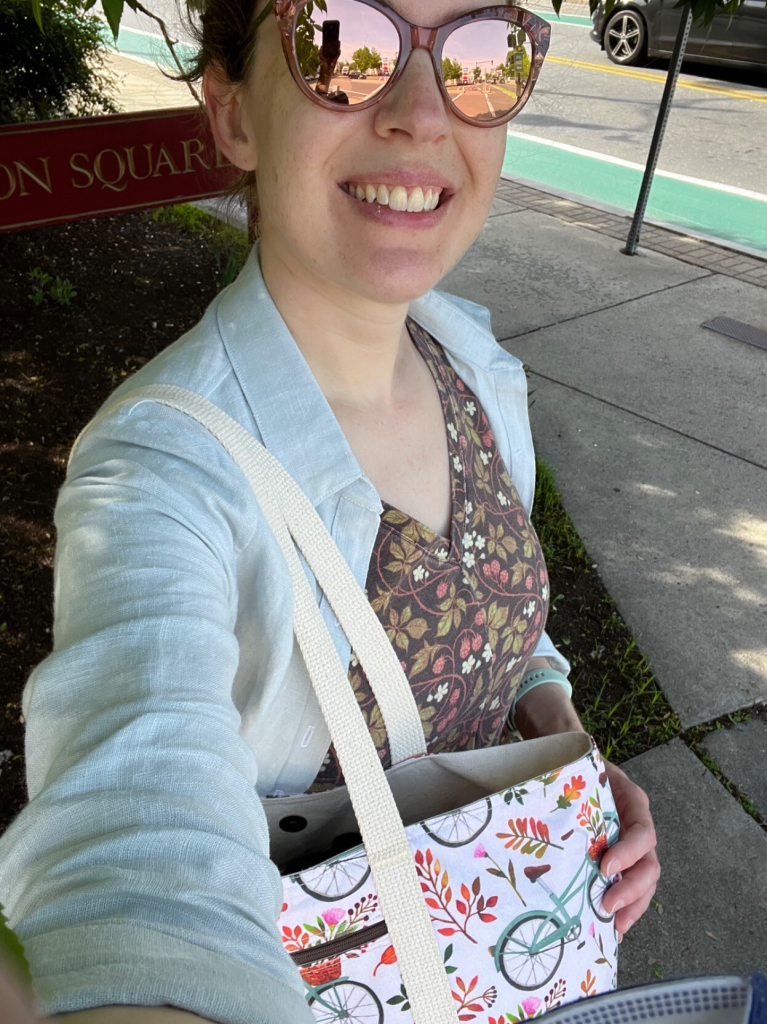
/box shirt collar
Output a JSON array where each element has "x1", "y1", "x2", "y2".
[{"x1": 217, "y1": 241, "x2": 516, "y2": 509}]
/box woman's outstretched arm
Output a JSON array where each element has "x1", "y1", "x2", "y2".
[{"x1": 0, "y1": 402, "x2": 312, "y2": 1024}]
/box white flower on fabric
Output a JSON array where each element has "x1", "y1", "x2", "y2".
[
  {"x1": 497, "y1": 491, "x2": 509, "y2": 507},
  {"x1": 462, "y1": 654, "x2": 477, "y2": 675},
  {"x1": 427, "y1": 681, "x2": 449, "y2": 704},
  {"x1": 413, "y1": 565, "x2": 426, "y2": 583},
  {"x1": 524, "y1": 600, "x2": 536, "y2": 618},
  {"x1": 452, "y1": 455, "x2": 462, "y2": 473},
  {"x1": 475, "y1": 535, "x2": 486, "y2": 551},
  {"x1": 465, "y1": 501, "x2": 473, "y2": 517},
  {"x1": 490, "y1": 696, "x2": 500, "y2": 711},
  {"x1": 436, "y1": 547, "x2": 449, "y2": 562},
  {"x1": 507, "y1": 656, "x2": 520, "y2": 673},
  {"x1": 462, "y1": 532, "x2": 474, "y2": 550},
  {"x1": 350, "y1": 651, "x2": 359, "y2": 668},
  {"x1": 542, "y1": 583, "x2": 549, "y2": 602},
  {"x1": 482, "y1": 643, "x2": 493, "y2": 663},
  {"x1": 479, "y1": 451, "x2": 490, "y2": 465},
  {"x1": 465, "y1": 400, "x2": 476, "y2": 417},
  {"x1": 447, "y1": 422, "x2": 458, "y2": 442},
  {"x1": 463, "y1": 551, "x2": 476, "y2": 569}
]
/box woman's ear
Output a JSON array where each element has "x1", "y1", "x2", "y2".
[{"x1": 203, "y1": 66, "x2": 258, "y2": 172}]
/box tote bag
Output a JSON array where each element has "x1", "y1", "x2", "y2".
[{"x1": 80, "y1": 386, "x2": 621, "y2": 1024}]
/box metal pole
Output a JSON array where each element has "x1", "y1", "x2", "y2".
[{"x1": 622, "y1": 4, "x2": 693, "y2": 255}]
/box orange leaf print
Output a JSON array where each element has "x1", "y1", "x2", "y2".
[
  {"x1": 564, "y1": 776, "x2": 587, "y2": 802},
  {"x1": 581, "y1": 969, "x2": 597, "y2": 996},
  {"x1": 372, "y1": 945, "x2": 397, "y2": 976},
  {"x1": 555, "y1": 775, "x2": 588, "y2": 810}
]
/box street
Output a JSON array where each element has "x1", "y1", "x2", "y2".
[{"x1": 517, "y1": 14, "x2": 766, "y2": 193}]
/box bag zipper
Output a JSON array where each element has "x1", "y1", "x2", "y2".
[{"x1": 290, "y1": 919, "x2": 388, "y2": 965}]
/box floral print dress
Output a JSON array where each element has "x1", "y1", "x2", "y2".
[{"x1": 308, "y1": 318, "x2": 550, "y2": 793}]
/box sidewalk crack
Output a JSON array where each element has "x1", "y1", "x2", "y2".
[{"x1": 525, "y1": 372, "x2": 767, "y2": 473}]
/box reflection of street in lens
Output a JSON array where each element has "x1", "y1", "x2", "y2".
[{"x1": 311, "y1": 72, "x2": 527, "y2": 119}]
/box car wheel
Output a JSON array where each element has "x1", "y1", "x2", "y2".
[{"x1": 604, "y1": 9, "x2": 647, "y2": 66}]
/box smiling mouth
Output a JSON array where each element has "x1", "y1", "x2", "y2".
[{"x1": 341, "y1": 181, "x2": 447, "y2": 212}]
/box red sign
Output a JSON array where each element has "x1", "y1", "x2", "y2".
[{"x1": 0, "y1": 106, "x2": 240, "y2": 234}]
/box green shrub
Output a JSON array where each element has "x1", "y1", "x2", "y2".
[{"x1": 0, "y1": 0, "x2": 119, "y2": 123}]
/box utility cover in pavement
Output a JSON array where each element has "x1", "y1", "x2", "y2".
[{"x1": 702, "y1": 317, "x2": 767, "y2": 352}]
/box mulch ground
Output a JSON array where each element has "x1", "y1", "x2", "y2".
[
  {"x1": 0, "y1": 210, "x2": 225, "y2": 835},
  {"x1": 0, "y1": 208, "x2": 648, "y2": 838}
]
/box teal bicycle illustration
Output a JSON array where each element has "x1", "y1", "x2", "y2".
[
  {"x1": 491, "y1": 812, "x2": 620, "y2": 991},
  {"x1": 299, "y1": 957, "x2": 383, "y2": 1023}
]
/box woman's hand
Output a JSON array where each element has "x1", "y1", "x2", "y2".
[
  {"x1": 600, "y1": 759, "x2": 660, "y2": 941},
  {"x1": 0, "y1": 960, "x2": 41, "y2": 1024}
]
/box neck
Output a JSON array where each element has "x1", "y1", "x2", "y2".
[{"x1": 258, "y1": 231, "x2": 414, "y2": 411}]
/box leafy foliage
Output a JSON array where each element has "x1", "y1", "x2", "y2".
[
  {"x1": 352, "y1": 45, "x2": 382, "y2": 72},
  {"x1": 1, "y1": 0, "x2": 118, "y2": 123},
  {"x1": 441, "y1": 57, "x2": 463, "y2": 84},
  {"x1": 0, "y1": 902, "x2": 33, "y2": 997},
  {"x1": 295, "y1": 0, "x2": 327, "y2": 78}
]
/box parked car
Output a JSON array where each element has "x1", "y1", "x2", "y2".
[
  {"x1": 590, "y1": 0, "x2": 767, "y2": 69},
  {"x1": 348, "y1": 69, "x2": 362, "y2": 78}
]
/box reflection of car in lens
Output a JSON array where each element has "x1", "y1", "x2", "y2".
[
  {"x1": 348, "y1": 69, "x2": 362, "y2": 78},
  {"x1": 590, "y1": 0, "x2": 767, "y2": 68}
]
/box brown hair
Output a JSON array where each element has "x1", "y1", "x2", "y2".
[{"x1": 172, "y1": 0, "x2": 265, "y2": 231}]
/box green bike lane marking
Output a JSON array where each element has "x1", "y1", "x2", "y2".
[
  {"x1": 107, "y1": 24, "x2": 198, "y2": 66},
  {"x1": 534, "y1": 11, "x2": 595, "y2": 26},
  {"x1": 503, "y1": 131, "x2": 767, "y2": 255}
]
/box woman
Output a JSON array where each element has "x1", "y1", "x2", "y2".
[{"x1": 0, "y1": 1, "x2": 659, "y2": 1022}]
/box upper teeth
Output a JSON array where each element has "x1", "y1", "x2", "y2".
[{"x1": 345, "y1": 183, "x2": 443, "y2": 212}]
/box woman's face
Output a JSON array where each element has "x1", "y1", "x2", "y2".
[{"x1": 236, "y1": 0, "x2": 508, "y2": 305}]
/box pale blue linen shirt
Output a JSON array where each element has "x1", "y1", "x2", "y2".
[{"x1": 0, "y1": 240, "x2": 570, "y2": 1024}]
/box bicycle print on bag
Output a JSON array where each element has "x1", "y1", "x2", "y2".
[{"x1": 279, "y1": 740, "x2": 620, "y2": 1023}]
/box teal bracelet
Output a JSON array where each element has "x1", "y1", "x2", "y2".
[{"x1": 509, "y1": 668, "x2": 573, "y2": 730}]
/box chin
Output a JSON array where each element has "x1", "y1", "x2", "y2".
[{"x1": 334, "y1": 245, "x2": 456, "y2": 304}]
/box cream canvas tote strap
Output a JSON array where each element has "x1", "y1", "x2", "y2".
[{"x1": 69, "y1": 384, "x2": 458, "y2": 1024}]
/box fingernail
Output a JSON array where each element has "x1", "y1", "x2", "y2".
[
  {"x1": 617, "y1": 932, "x2": 623, "y2": 944},
  {"x1": 612, "y1": 899, "x2": 624, "y2": 914},
  {"x1": 604, "y1": 860, "x2": 618, "y2": 875}
]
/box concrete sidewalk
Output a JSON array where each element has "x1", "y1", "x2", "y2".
[
  {"x1": 442, "y1": 181, "x2": 767, "y2": 986},
  {"x1": 108, "y1": 51, "x2": 767, "y2": 988}
]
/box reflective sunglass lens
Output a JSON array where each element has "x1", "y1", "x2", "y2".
[
  {"x1": 294, "y1": 0, "x2": 400, "y2": 106},
  {"x1": 441, "y1": 20, "x2": 534, "y2": 121}
]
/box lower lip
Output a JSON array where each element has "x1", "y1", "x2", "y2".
[{"x1": 339, "y1": 186, "x2": 453, "y2": 228}]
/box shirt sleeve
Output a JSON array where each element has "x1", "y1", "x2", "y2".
[{"x1": 0, "y1": 402, "x2": 314, "y2": 1024}]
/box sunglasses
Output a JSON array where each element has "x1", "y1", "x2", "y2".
[{"x1": 252, "y1": 0, "x2": 550, "y2": 127}]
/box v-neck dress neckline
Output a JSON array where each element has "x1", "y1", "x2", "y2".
[
  {"x1": 307, "y1": 319, "x2": 551, "y2": 794},
  {"x1": 378, "y1": 316, "x2": 469, "y2": 565}
]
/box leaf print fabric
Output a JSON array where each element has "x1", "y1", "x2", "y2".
[
  {"x1": 309, "y1": 318, "x2": 550, "y2": 792},
  {"x1": 280, "y1": 740, "x2": 620, "y2": 1023}
]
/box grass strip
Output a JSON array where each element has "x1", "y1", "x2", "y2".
[{"x1": 148, "y1": 203, "x2": 250, "y2": 289}]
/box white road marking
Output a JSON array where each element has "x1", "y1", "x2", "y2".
[{"x1": 506, "y1": 130, "x2": 767, "y2": 202}]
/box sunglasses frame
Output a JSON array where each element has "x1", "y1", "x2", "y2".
[{"x1": 255, "y1": 0, "x2": 551, "y2": 128}]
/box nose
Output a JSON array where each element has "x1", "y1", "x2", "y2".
[{"x1": 371, "y1": 43, "x2": 452, "y2": 144}]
